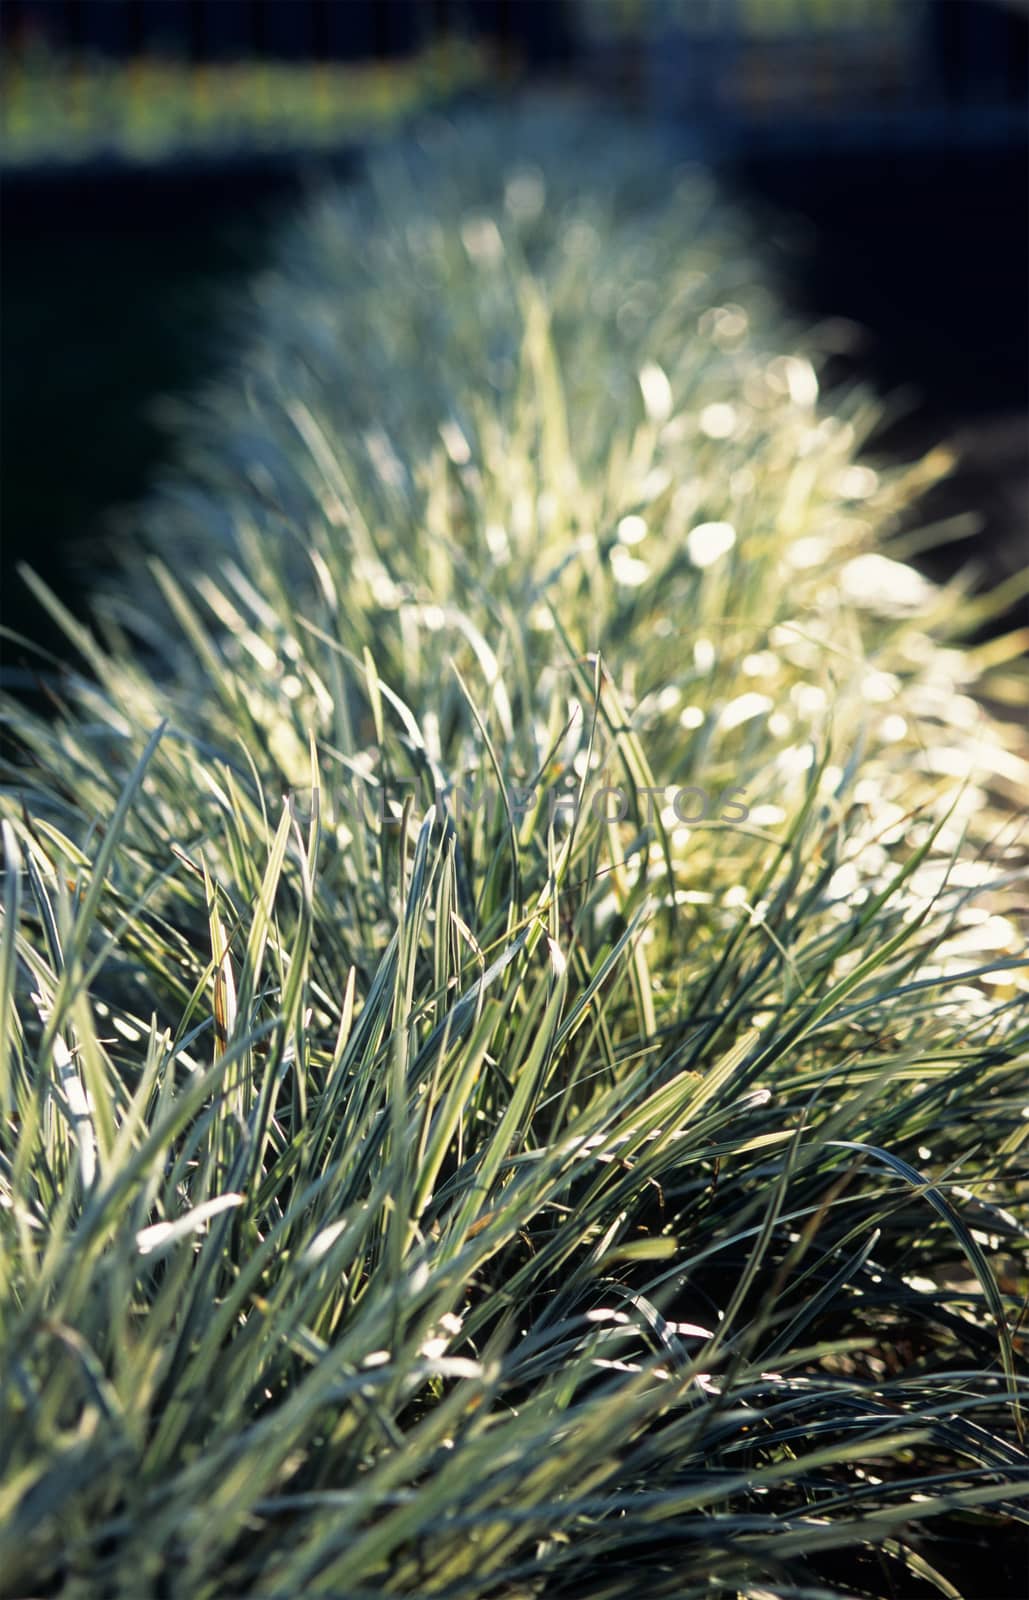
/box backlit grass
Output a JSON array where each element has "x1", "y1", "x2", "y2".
[{"x1": 1, "y1": 109, "x2": 1027, "y2": 1599}]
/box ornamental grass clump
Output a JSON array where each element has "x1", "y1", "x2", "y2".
[{"x1": 1, "y1": 110, "x2": 1027, "y2": 1599}]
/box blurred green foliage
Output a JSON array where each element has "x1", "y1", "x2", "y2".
[{"x1": 0, "y1": 41, "x2": 485, "y2": 165}]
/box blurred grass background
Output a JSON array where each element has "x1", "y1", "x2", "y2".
[{"x1": 1, "y1": 0, "x2": 1026, "y2": 687}]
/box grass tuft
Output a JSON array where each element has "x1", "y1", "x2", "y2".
[{"x1": 1, "y1": 109, "x2": 1027, "y2": 1599}]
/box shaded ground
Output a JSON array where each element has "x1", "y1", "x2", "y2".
[
  {"x1": 732, "y1": 144, "x2": 1028, "y2": 610},
  {"x1": 1, "y1": 152, "x2": 324, "y2": 686}
]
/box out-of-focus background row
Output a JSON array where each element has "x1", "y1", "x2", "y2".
[
  {"x1": 2, "y1": 2, "x2": 1026, "y2": 162},
  {"x1": 2, "y1": 0, "x2": 1026, "y2": 678}
]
